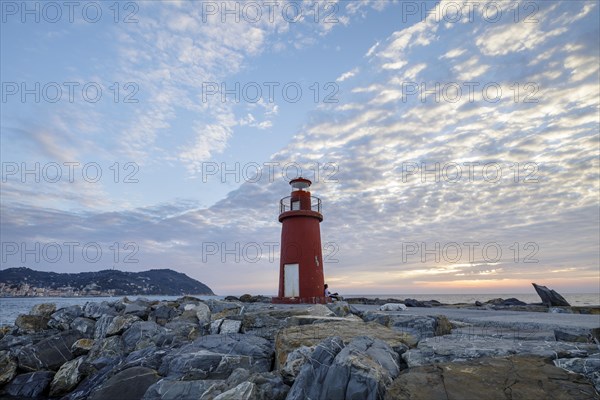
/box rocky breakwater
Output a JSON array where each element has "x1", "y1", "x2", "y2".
[{"x1": 0, "y1": 296, "x2": 598, "y2": 399}]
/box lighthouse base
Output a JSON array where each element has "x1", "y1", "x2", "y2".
[{"x1": 272, "y1": 296, "x2": 329, "y2": 304}]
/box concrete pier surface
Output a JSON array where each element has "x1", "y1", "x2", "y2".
[{"x1": 351, "y1": 304, "x2": 600, "y2": 332}]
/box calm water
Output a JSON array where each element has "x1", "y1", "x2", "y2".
[
  {"x1": 1, "y1": 293, "x2": 598, "y2": 326},
  {"x1": 0, "y1": 295, "x2": 223, "y2": 326},
  {"x1": 343, "y1": 293, "x2": 600, "y2": 306}
]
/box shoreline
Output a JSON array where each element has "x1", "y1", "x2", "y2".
[{"x1": 0, "y1": 296, "x2": 599, "y2": 399}]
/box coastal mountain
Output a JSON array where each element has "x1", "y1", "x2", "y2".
[{"x1": 0, "y1": 267, "x2": 214, "y2": 296}]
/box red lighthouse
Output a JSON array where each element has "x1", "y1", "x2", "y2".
[{"x1": 273, "y1": 177, "x2": 327, "y2": 304}]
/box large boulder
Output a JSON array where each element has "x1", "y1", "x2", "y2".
[
  {"x1": 94, "y1": 315, "x2": 116, "y2": 339},
  {"x1": 122, "y1": 321, "x2": 166, "y2": 353},
  {"x1": 532, "y1": 283, "x2": 571, "y2": 306},
  {"x1": 163, "y1": 320, "x2": 201, "y2": 340},
  {"x1": 88, "y1": 366, "x2": 160, "y2": 400},
  {"x1": 15, "y1": 314, "x2": 50, "y2": 333},
  {"x1": 241, "y1": 309, "x2": 307, "y2": 340},
  {"x1": 0, "y1": 350, "x2": 17, "y2": 386},
  {"x1": 385, "y1": 356, "x2": 598, "y2": 399},
  {"x1": 275, "y1": 320, "x2": 414, "y2": 369},
  {"x1": 87, "y1": 336, "x2": 125, "y2": 360},
  {"x1": 2, "y1": 371, "x2": 55, "y2": 398},
  {"x1": 17, "y1": 330, "x2": 82, "y2": 371},
  {"x1": 118, "y1": 346, "x2": 170, "y2": 372},
  {"x1": 213, "y1": 381, "x2": 256, "y2": 399},
  {"x1": 142, "y1": 379, "x2": 220, "y2": 400},
  {"x1": 205, "y1": 300, "x2": 242, "y2": 320},
  {"x1": 48, "y1": 305, "x2": 84, "y2": 331},
  {"x1": 326, "y1": 301, "x2": 353, "y2": 317},
  {"x1": 49, "y1": 355, "x2": 86, "y2": 396},
  {"x1": 0, "y1": 334, "x2": 33, "y2": 352},
  {"x1": 159, "y1": 334, "x2": 273, "y2": 380},
  {"x1": 306, "y1": 304, "x2": 336, "y2": 317},
  {"x1": 106, "y1": 315, "x2": 142, "y2": 336},
  {"x1": 219, "y1": 319, "x2": 242, "y2": 334},
  {"x1": 83, "y1": 301, "x2": 118, "y2": 319},
  {"x1": 71, "y1": 317, "x2": 96, "y2": 337},
  {"x1": 149, "y1": 304, "x2": 180, "y2": 326},
  {"x1": 281, "y1": 346, "x2": 314, "y2": 383},
  {"x1": 124, "y1": 302, "x2": 151, "y2": 319},
  {"x1": 555, "y1": 354, "x2": 600, "y2": 393},
  {"x1": 30, "y1": 303, "x2": 57, "y2": 318},
  {"x1": 554, "y1": 329, "x2": 593, "y2": 343},
  {"x1": 246, "y1": 371, "x2": 290, "y2": 400},
  {"x1": 363, "y1": 312, "x2": 452, "y2": 341},
  {"x1": 287, "y1": 336, "x2": 401, "y2": 400},
  {"x1": 403, "y1": 334, "x2": 598, "y2": 367},
  {"x1": 186, "y1": 368, "x2": 289, "y2": 400},
  {"x1": 60, "y1": 363, "x2": 115, "y2": 400},
  {"x1": 181, "y1": 302, "x2": 211, "y2": 324},
  {"x1": 71, "y1": 338, "x2": 95, "y2": 356}
]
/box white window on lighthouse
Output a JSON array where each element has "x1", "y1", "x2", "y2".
[
  {"x1": 291, "y1": 200, "x2": 300, "y2": 211},
  {"x1": 284, "y1": 263, "x2": 299, "y2": 297}
]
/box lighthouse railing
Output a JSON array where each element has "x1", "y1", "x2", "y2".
[{"x1": 279, "y1": 196, "x2": 322, "y2": 214}]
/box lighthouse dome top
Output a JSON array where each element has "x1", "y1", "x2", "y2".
[{"x1": 289, "y1": 177, "x2": 312, "y2": 190}]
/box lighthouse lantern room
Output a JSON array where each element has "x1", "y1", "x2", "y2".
[{"x1": 273, "y1": 177, "x2": 327, "y2": 304}]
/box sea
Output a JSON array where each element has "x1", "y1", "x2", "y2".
[{"x1": 1, "y1": 293, "x2": 598, "y2": 326}]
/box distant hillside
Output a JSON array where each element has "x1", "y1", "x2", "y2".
[{"x1": 0, "y1": 267, "x2": 214, "y2": 296}]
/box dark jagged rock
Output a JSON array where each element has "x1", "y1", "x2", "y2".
[
  {"x1": 237, "y1": 294, "x2": 271, "y2": 303},
  {"x1": 70, "y1": 317, "x2": 96, "y2": 337},
  {"x1": 122, "y1": 321, "x2": 166, "y2": 353},
  {"x1": 149, "y1": 304, "x2": 179, "y2": 326},
  {"x1": 403, "y1": 334, "x2": 598, "y2": 367},
  {"x1": 555, "y1": 354, "x2": 600, "y2": 393},
  {"x1": 124, "y1": 302, "x2": 151, "y2": 319},
  {"x1": 159, "y1": 334, "x2": 273, "y2": 380},
  {"x1": 49, "y1": 355, "x2": 86, "y2": 396},
  {"x1": 15, "y1": 314, "x2": 50, "y2": 333},
  {"x1": 554, "y1": 329, "x2": 593, "y2": 343},
  {"x1": 143, "y1": 379, "x2": 219, "y2": 400},
  {"x1": 30, "y1": 303, "x2": 57, "y2": 318},
  {"x1": 2, "y1": 371, "x2": 55, "y2": 398},
  {"x1": 0, "y1": 350, "x2": 17, "y2": 386},
  {"x1": 362, "y1": 312, "x2": 452, "y2": 342},
  {"x1": 224, "y1": 296, "x2": 240, "y2": 302},
  {"x1": 71, "y1": 338, "x2": 94, "y2": 356},
  {"x1": 118, "y1": 346, "x2": 169, "y2": 372},
  {"x1": 61, "y1": 363, "x2": 115, "y2": 400},
  {"x1": 87, "y1": 336, "x2": 125, "y2": 360},
  {"x1": 88, "y1": 367, "x2": 160, "y2": 400},
  {"x1": 84, "y1": 302, "x2": 118, "y2": 320},
  {"x1": 48, "y1": 305, "x2": 84, "y2": 331},
  {"x1": 241, "y1": 309, "x2": 307, "y2": 340},
  {"x1": 287, "y1": 336, "x2": 400, "y2": 400},
  {"x1": 0, "y1": 334, "x2": 33, "y2": 352},
  {"x1": 501, "y1": 297, "x2": 527, "y2": 306},
  {"x1": 532, "y1": 283, "x2": 571, "y2": 307},
  {"x1": 239, "y1": 294, "x2": 254, "y2": 302},
  {"x1": 346, "y1": 297, "x2": 380, "y2": 305},
  {"x1": 17, "y1": 330, "x2": 82, "y2": 371},
  {"x1": 106, "y1": 315, "x2": 141, "y2": 336},
  {"x1": 403, "y1": 298, "x2": 426, "y2": 307}
]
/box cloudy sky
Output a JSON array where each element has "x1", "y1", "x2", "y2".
[{"x1": 1, "y1": 0, "x2": 598, "y2": 295}]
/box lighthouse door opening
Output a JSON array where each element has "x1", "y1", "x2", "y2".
[{"x1": 284, "y1": 263, "x2": 299, "y2": 297}]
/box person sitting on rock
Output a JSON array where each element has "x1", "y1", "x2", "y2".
[{"x1": 324, "y1": 284, "x2": 340, "y2": 301}]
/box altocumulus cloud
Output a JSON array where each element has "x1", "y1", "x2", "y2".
[{"x1": 1, "y1": 1, "x2": 598, "y2": 295}]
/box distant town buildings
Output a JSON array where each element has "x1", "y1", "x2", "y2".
[{"x1": 0, "y1": 282, "x2": 117, "y2": 297}]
